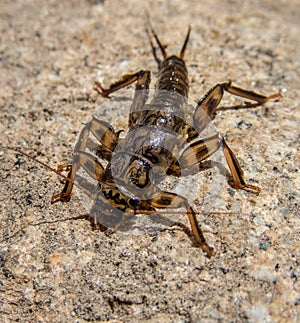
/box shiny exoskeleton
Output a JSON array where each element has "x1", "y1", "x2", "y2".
[{"x1": 51, "y1": 24, "x2": 280, "y2": 257}]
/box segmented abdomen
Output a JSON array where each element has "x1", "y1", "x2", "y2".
[
  {"x1": 157, "y1": 55, "x2": 189, "y2": 98},
  {"x1": 131, "y1": 55, "x2": 190, "y2": 135}
]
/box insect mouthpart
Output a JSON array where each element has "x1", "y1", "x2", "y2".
[{"x1": 109, "y1": 152, "x2": 160, "y2": 200}]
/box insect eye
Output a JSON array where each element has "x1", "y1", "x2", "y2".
[{"x1": 128, "y1": 198, "x2": 139, "y2": 208}]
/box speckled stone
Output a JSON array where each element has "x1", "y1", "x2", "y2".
[{"x1": 1, "y1": 0, "x2": 299, "y2": 322}]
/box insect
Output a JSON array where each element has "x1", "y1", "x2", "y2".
[{"x1": 5, "y1": 24, "x2": 280, "y2": 258}]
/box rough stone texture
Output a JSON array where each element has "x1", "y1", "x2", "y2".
[{"x1": 0, "y1": 0, "x2": 299, "y2": 322}]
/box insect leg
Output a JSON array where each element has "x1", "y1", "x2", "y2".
[
  {"x1": 95, "y1": 69, "x2": 151, "y2": 129},
  {"x1": 168, "y1": 133, "x2": 260, "y2": 195},
  {"x1": 220, "y1": 81, "x2": 281, "y2": 107},
  {"x1": 94, "y1": 70, "x2": 150, "y2": 98},
  {"x1": 167, "y1": 134, "x2": 221, "y2": 176},
  {"x1": 52, "y1": 164, "x2": 72, "y2": 179},
  {"x1": 129, "y1": 70, "x2": 151, "y2": 128},
  {"x1": 148, "y1": 191, "x2": 215, "y2": 258},
  {"x1": 221, "y1": 137, "x2": 260, "y2": 195},
  {"x1": 51, "y1": 151, "x2": 105, "y2": 203},
  {"x1": 51, "y1": 118, "x2": 120, "y2": 203},
  {"x1": 193, "y1": 81, "x2": 281, "y2": 133}
]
